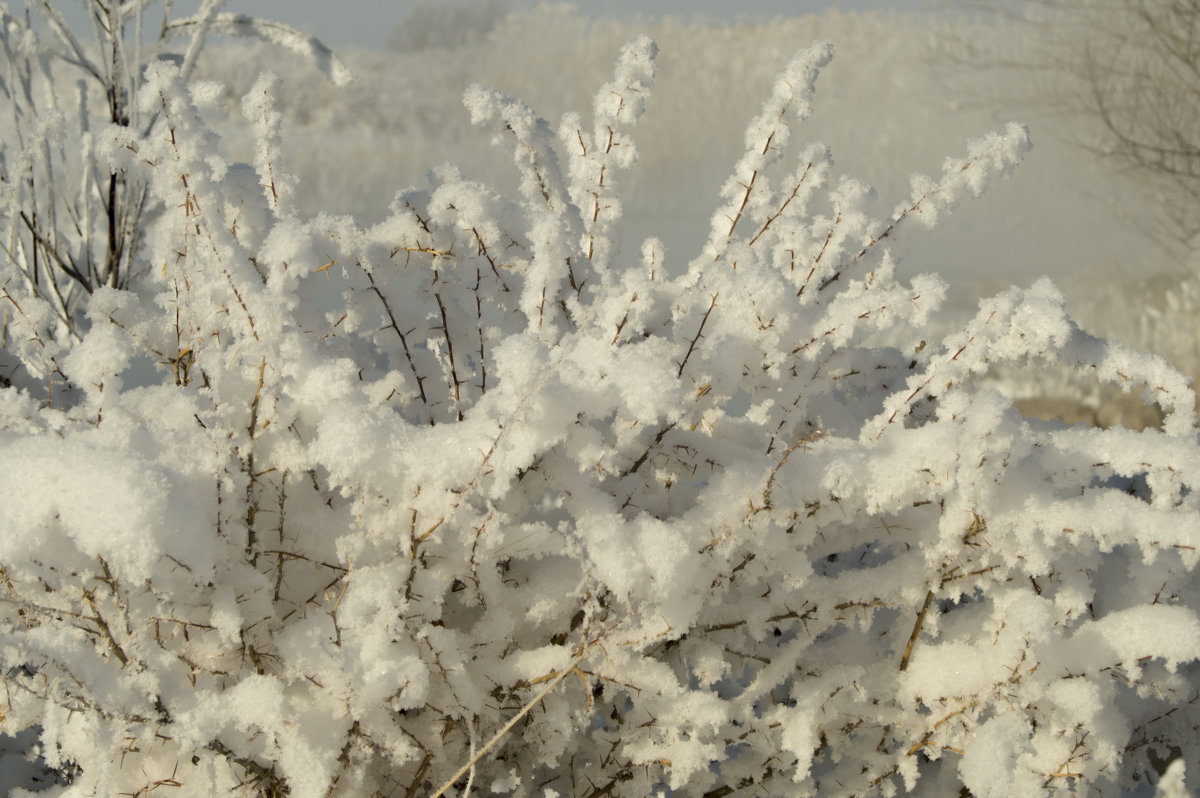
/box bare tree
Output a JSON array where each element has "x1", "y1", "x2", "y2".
[{"x1": 945, "y1": 0, "x2": 1200, "y2": 252}]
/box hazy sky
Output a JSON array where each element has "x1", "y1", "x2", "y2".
[{"x1": 234, "y1": 0, "x2": 935, "y2": 49}]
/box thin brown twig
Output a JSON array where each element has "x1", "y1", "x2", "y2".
[{"x1": 899, "y1": 590, "x2": 935, "y2": 672}]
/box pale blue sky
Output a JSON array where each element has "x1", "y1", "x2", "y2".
[{"x1": 235, "y1": 0, "x2": 937, "y2": 49}]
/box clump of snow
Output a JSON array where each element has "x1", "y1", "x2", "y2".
[{"x1": 1158, "y1": 760, "x2": 1191, "y2": 798}]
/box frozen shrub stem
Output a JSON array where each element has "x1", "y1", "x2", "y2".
[{"x1": 1, "y1": 11, "x2": 1199, "y2": 798}]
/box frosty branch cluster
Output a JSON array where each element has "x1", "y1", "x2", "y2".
[{"x1": 0, "y1": 7, "x2": 1198, "y2": 797}]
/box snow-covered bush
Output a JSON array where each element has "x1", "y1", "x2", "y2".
[
  {"x1": 2, "y1": 14, "x2": 1199, "y2": 797},
  {"x1": 0, "y1": 0, "x2": 348, "y2": 378}
]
